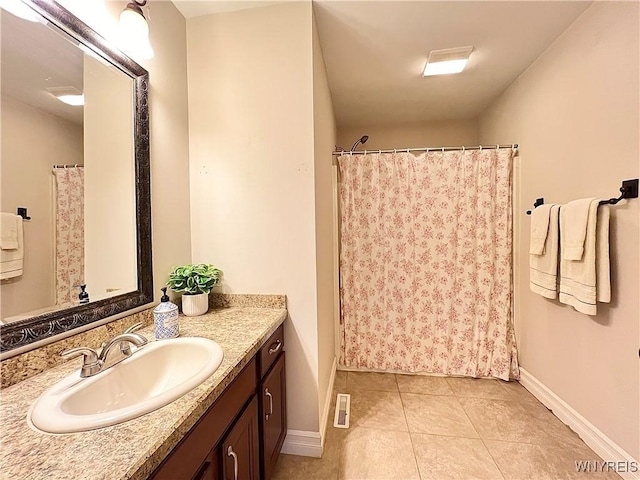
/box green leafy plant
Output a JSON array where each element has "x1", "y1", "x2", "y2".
[{"x1": 166, "y1": 264, "x2": 223, "y2": 295}]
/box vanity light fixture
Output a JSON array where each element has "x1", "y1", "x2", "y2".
[
  {"x1": 423, "y1": 46, "x2": 474, "y2": 76},
  {"x1": 46, "y1": 87, "x2": 85, "y2": 106},
  {"x1": 0, "y1": 0, "x2": 40, "y2": 22},
  {"x1": 119, "y1": 0, "x2": 154, "y2": 60}
]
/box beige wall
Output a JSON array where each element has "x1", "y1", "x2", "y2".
[
  {"x1": 337, "y1": 118, "x2": 478, "y2": 152},
  {"x1": 83, "y1": 55, "x2": 137, "y2": 300},
  {"x1": 479, "y1": 2, "x2": 639, "y2": 460},
  {"x1": 312, "y1": 13, "x2": 337, "y2": 434},
  {"x1": 187, "y1": 2, "x2": 322, "y2": 433},
  {"x1": 139, "y1": 1, "x2": 192, "y2": 299},
  {"x1": 0, "y1": 96, "x2": 83, "y2": 319}
]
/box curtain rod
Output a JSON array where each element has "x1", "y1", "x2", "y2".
[
  {"x1": 52, "y1": 164, "x2": 84, "y2": 169},
  {"x1": 332, "y1": 144, "x2": 518, "y2": 156}
]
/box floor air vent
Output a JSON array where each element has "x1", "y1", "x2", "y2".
[{"x1": 333, "y1": 393, "x2": 351, "y2": 428}]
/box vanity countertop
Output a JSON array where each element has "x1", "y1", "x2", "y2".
[{"x1": 0, "y1": 306, "x2": 287, "y2": 480}]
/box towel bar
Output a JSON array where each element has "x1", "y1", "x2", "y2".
[
  {"x1": 526, "y1": 198, "x2": 545, "y2": 215},
  {"x1": 16, "y1": 207, "x2": 31, "y2": 220},
  {"x1": 526, "y1": 179, "x2": 639, "y2": 215},
  {"x1": 598, "y1": 179, "x2": 638, "y2": 206}
]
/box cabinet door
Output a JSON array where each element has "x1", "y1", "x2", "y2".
[
  {"x1": 259, "y1": 352, "x2": 287, "y2": 480},
  {"x1": 222, "y1": 396, "x2": 259, "y2": 480},
  {"x1": 192, "y1": 450, "x2": 219, "y2": 480},
  {"x1": 151, "y1": 359, "x2": 257, "y2": 480}
]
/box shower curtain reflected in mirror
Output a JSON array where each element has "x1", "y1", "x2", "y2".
[
  {"x1": 53, "y1": 166, "x2": 84, "y2": 306},
  {"x1": 338, "y1": 148, "x2": 519, "y2": 380}
]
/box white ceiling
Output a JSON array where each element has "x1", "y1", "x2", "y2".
[
  {"x1": 172, "y1": 0, "x2": 289, "y2": 18},
  {"x1": 1, "y1": 11, "x2": 85, "y2": 125},
  {"x1": 172, "y1": 0, "x2": 591, "y2": 129},
  {"x1": 313, "y1": 1, "x2": 592, "y2": 127}
]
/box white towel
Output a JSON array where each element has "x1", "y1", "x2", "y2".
[
  {"x1": 560, "y1": 198, "x2": 596, "y2": 260},
  {"x1": 529, "y1": 204, "x2": 554, "y2": 255},
  {"x1": 1, "y1": 213, "x2": 19, "y2": 250},
  {"x1": 530, "y1": 205, "x2": 559, "y2": 298},
  {"x1": 0, "y1": 216, "x2": 24, "y2": 280},
  {"x1": 596, "y1": 205, "x2": 611, "y2": 303},
  {"x1": 559, "y1": 200, "x2": 611, "y2": 315}
]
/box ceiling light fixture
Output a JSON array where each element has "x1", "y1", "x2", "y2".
[
  {"x1": 47, "y1": 87, "x2": 85, "y2": 106},
  {"x1": 423, "y1": 46, "x2": 474, "y2": 77},
  {"x1": 0, "y1": 0, "x2": 40, "y2": 22},
  {"x1": 119, "y1": 0, "x2": 154, "y2": 60}
]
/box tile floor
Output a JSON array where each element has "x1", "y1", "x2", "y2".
[{"x1": 272, "y1": 371, "x2": 619, "y2": 480}]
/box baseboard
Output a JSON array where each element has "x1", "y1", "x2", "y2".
[
  {"x1": 320, "y1": 357, "x2": 338, "y2": 446},
  {"x1": 519, "y1": 368, "x2": 639, "y2": 480},
  {"x1": 281, "y1": 430, "x2": 323, "y2": 458},
  {"x1": 281, "y1": 357, "x2": 337, "y2": 459}
]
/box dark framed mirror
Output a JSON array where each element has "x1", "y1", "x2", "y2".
[{"x1": 0, "y1": 0, "x2": 152, "y2": 354}]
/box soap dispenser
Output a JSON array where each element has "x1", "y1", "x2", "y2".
[
  {"x1": 78, "y1": 284, "x2": 89, "y2": 304},
  {"x1": 153, "y1": 287, "x2": 179, "y2": 340}
]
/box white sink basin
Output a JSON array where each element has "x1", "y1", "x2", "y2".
[{"x1": 28, "y1": 337, "x2": 224, "y2": 434}]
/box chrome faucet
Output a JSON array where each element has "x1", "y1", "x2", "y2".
[
  {"x1": 61, "y1": 322, "x2": 148, "y2": 378},
  {"x1": 99, "y1": 332, "x2": 147, "y2": 367},
  {"x1": 61, "y1": 347, "x2": 101, "y2": 377}
]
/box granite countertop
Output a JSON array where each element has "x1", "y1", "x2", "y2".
[{"x1": 0, "y1": 307, "x2": 287, "y2": 480}]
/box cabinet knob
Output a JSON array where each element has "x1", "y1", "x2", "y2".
[
  {"x1": 268, "y1": 340, "x2": 282, "y2": 355},
  {"x1": 265, "y1": 388, "x2": 273, "y2": 420},
  {"x1": 227, "y1": 446, "x2": 238, "y2": 480}
]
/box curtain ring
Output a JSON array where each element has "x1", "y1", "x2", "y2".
[
  {"x1": 364, "y1": 149, "x2": 367, "y2": 155},
  {"x1": 479, "y1": 145, "x2": 483, "y2": 151},
  {"x1": 393, "y1": 149, "x2": 397, "y2": 154},
  {"x1": 442, "y1": 147, "x2": 445, "y2": 153},
  {"x1": 462, "y1": 146, "x2": 465, "y2": 152},
  {"x1": 378, "y1": 149, "x2": 382, "y2": 155},
  {"x1": 496, "y1": 144, "x2": 500, "y2": 150}
]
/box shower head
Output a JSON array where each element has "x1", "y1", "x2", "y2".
[{"x1": 350, "y1": 135, "x2": 369, "y2": 151}]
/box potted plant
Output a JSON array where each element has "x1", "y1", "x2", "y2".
[{"x1": 166, "y1": 264, "x2": 223, "y2": 316}]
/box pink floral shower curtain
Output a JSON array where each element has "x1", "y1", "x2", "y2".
[
  {"x1": 53, "y1": 167, "x2": 84, "y2": 306},
  {"x1": 338, "y1": 149, "x2": 519, "y2": 380}
]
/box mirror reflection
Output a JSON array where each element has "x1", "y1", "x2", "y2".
[{"x1": 1, "y1": 8, "x2": 138, "y2": 324}]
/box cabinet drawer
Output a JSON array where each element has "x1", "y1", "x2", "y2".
[
  {"x1": 258, "y1": 325, "x2": 284, "y2": 378},
  {"x1": 151, "y1": 358, "x2": 257, "y2": 480}
]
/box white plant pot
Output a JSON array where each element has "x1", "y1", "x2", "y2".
[{"x1": 182, "y1": 293, "x2": 209, "y2": 316}]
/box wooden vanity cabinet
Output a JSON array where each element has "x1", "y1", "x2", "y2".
[
  {"x1": 258, "y1": 352, "x2": 286, "y2": 480},
  {"x1": 151, "y1": 326, "x2": 286, "y2": 480},
  {"x1": 151, "y1": 358, "x2": 257, "y2": 480},
  {"x1": 192, "y1": 450, "x2": 219, "y2": 480},
  {"x1": 221, "y1": 396, "x2": 260, "y2": 480}
]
